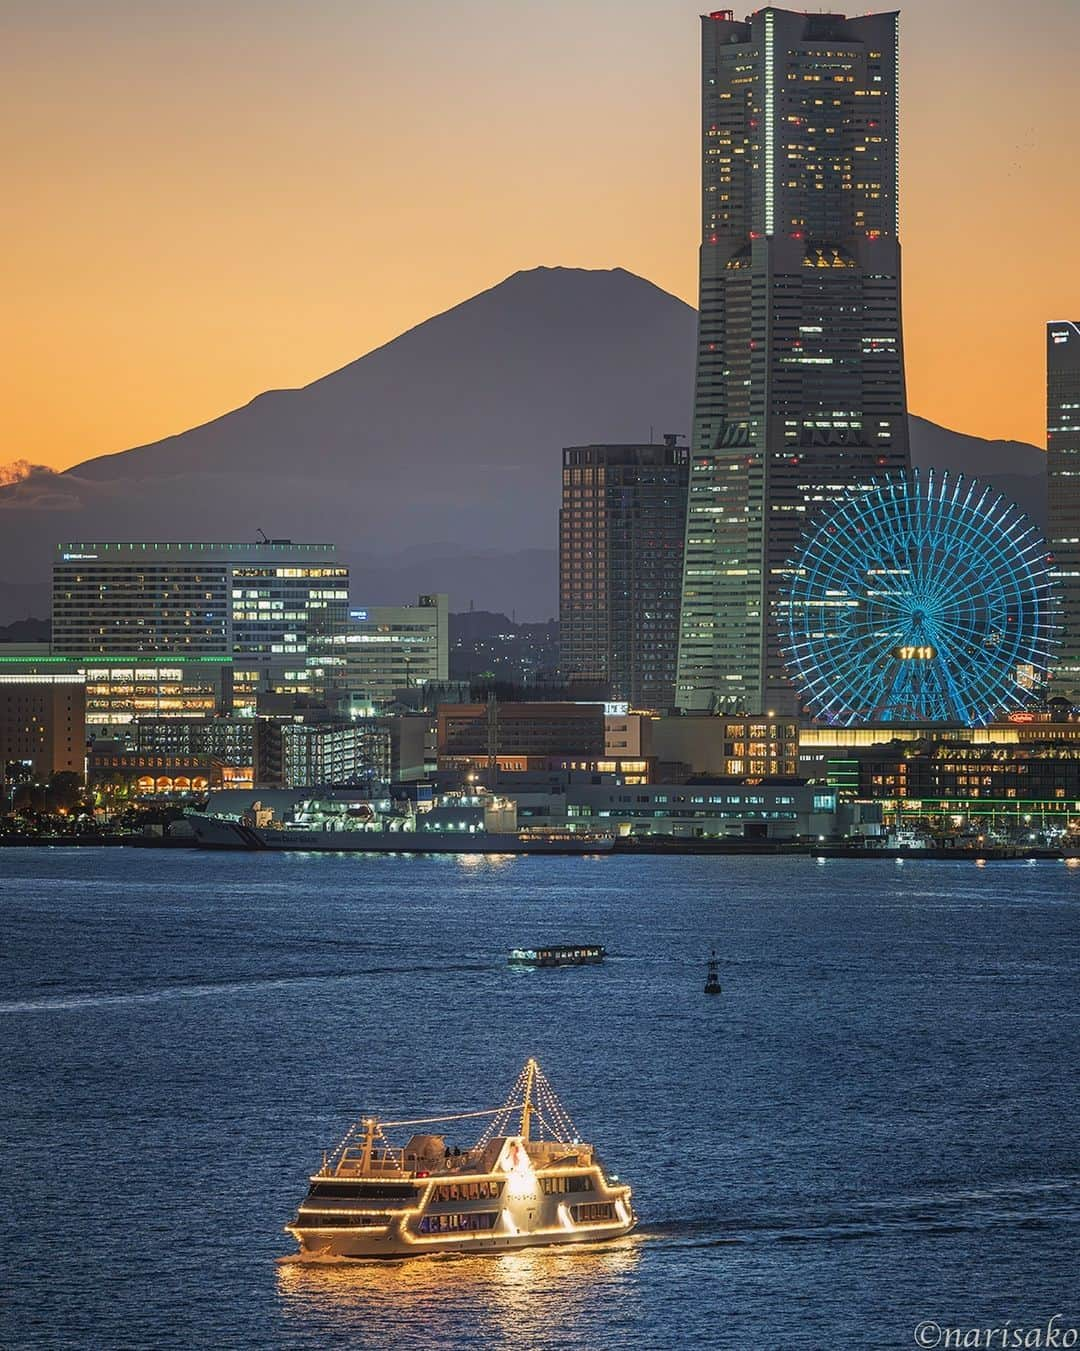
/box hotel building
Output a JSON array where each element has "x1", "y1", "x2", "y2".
[
  {"x1": 51, "y1": 540, "x2": 349, "y2": 714},
  {"x1": 560, "y1": 440, "x2": 689, "y2": 709},
  {"x1": 676, "y1": 6, "x2": 910, "y2": 714},
  {"x1": 1048, "y1": 321, "x2": 1080, "y2": 704}
]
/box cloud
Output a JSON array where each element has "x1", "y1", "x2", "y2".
[
  {"x1": 0, "y1": 459, "x2": 56, "y2": 486},
  {"x1": 0, "y1": 462, "x2": 85, "y2": 511}
]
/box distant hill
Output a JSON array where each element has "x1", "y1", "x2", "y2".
[
  {"x1": 449, "y1": 610, "x2": 559, "y2": 683},
  {"x1": 0, "y1": 615, "x2": 50, "y2": 643},
  {"x1": 0, "y1": 266, "x2": 1045, "y2": 623},
  {"x1": 908, "y1": 416, "x2": 1045, "y2": 523}
]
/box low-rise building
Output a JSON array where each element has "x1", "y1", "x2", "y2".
[
  {"x1": 105, "y1": 717, "x2": 255, "y2": 763},
  {"x1": 797, "y1": 716, "x2": 1080, "y2": 836},
  {"x1": 253, "y1": 712, "x2": 432, "y2": 788},
  {"x1": 651, "y1": 714, "x2": 799, "y2": 780},
  {"x1": 438, "y1": 701, "x2": 607, "y2": 772},
  {"x1": 0, "y1": 646, "x2": 231, "y2": 730},
  {"x1": 87, "y1": 745, "x2": 250, "y2": 795},
  {"x1": 252, "y1": 720, "x2": 392, "y2": 789},
  {"x1": 503, "y1": 778, "x2": 877, "y2": 840}
]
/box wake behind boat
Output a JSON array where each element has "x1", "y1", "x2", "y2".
[{"x1": 285, "y1": 1058, "x2": 636, "y2": 1259}]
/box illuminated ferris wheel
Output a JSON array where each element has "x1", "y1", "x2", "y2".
[{"x1": 782, "y1": 470, "x2": 1059, "y2": 725}]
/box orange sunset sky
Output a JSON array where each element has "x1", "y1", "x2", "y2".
[{"x1": 4, "y1": 0, "x2": 1079, "y2": 473}]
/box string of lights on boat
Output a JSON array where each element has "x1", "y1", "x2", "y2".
[
  {"x1": 781, "y1": 469, "x2": 1060, "y2": 726},
  {"x1": 322, "y1": 1058, "x2": 581, "y2": 1168},
  {"x1": 475, "y1": 1059, "x2": 580, "y2": 1146}
]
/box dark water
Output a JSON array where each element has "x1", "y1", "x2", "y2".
[{"x1": 2, "y1": 850, "x2": 1079, "y2": 1350}]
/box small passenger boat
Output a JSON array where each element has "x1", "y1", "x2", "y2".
[
  {"x1": 285, "y1": 1058, "x2": 635, "y2": 1259},
  {"x1": 508, "y1": 945, "x2": 606, "y2": 967}
]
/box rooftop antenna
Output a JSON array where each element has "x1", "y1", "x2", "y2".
[{"x1": 255, "y1": 527, "x2": 269, "y2": 544}]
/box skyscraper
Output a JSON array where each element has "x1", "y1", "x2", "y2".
[
  {"x1": 560, "y1": 439, "x2": 690, "y2": 709},
  {"x1": 676, "y1": 7, "x2": 911, "y2": 714},
  {"x1": 1048, "y1": 321, "x2": 1080, "y2": 704}
]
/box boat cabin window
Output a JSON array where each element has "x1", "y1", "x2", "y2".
[
  {"x1": 295, "y1": 1212, "x2": 388, "y2": 1228},
  {"x1": 418, "y1": 1211, "x2": 498, "y2": 1235},
  {"x1": 571, "y1": 1202, "x2": 616, "y2": 1223},
  {"x1": 306, "y1": 1181, "x2": 418, "y2": 1200},
  {"x1": 431, "y1": 1180, "x2": 504, "y2": 1203},
  {"x1": 540, "y1": 1174, "x2": 595, "y2": 1195}
]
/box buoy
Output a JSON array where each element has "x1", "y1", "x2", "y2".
[{"x1": 704, "y1": 947, "x2": 722, "y2": 995}]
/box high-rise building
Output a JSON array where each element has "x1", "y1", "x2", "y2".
[
  {"x1": 1048, "y1": 321, "x2": 1080, "y2": 703},
  {"x1": 676, "y1": 7, "x2": 911, "y2": 714},
  {"x1": 52, "y1": 541, "x2": 348, "y2": 712},
  {"x1": 560, "y1": 439, "x2": 689, "y2": 709}
]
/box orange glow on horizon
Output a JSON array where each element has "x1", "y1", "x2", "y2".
[{"x1": 3, "y1": 0, "x2": 1078, "y2": 472}]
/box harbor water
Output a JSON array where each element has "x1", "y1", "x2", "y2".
[{"x1": 2, "y1": 850, "x2": 1079, "y2": 1349}]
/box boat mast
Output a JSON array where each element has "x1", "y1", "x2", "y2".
[
  {"x1": 358, "y1": 1116, "x2": 378, "y2": 1173},
  {"x1": 519, "y1": 1057, "x2": 537, "y2": 1140}
]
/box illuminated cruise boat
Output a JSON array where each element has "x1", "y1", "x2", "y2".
[{"x1": 285, "y1": 1058, "x2": 636, "y2": 1259}]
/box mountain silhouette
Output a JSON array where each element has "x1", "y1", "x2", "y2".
[{"x1": 0, "y1": 265, "x2": 1045, "y2": 623}]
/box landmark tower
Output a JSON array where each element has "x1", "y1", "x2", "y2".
[{"x1": 676, "y1": 7, "x2": 911, "y2": 713}]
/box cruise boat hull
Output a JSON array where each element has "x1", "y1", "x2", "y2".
[{"x1": 290, "y1": 1215, "x2": 636, "y2": 1260}]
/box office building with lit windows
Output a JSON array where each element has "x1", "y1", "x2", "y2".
[
  {"x1": 311, "y1": 594, "x2": 449, "y2": 706},
  {"x1": 1048, "y1": 321, "x2": 1080, "y2": 705},
  {"x1": 676, "y1": 7, "x2": 910, "y2": 714},
  {"x1": 51, "y1": 541, "x2": 349, "y2": 713},
  {"x1": 560, "y1": 440, "x2": 689, "y2": 709}
]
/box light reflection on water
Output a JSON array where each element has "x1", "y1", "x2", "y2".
[{"x1": 275, "y1": 1240, "x2": 643, "y2": 1346}]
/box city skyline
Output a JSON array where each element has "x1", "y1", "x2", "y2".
[{"x1": 4, "y1": 0, "x2": 1079, "y2": 476}]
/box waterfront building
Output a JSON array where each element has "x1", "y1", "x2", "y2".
[
  {"x1": 437, "y1": 701, "x2": 607, "y2": 773},
  {"x1": 651, "y1": 713, "x2": 799, "y2": 780},
  {"x1": 0, "y1": 675, "x2": 86, "y2": 789},
  {"x1": 676, "y1": 6, "x2": 910, "y2": 714},
  {"x1": 799, "y1": 716, "x2": 1080, "y2": 835},
  {"x1": 560, "y1": 440, "x2": 689, "y2": 708},
  {"x1": 274, "y1": 721, "x2": 393, "y2": 789},
  {"x1": 104, "y1": 717, "x2": 255, "y2": 764},
  {"x1": 52, "y1": 541, "x2": 348, "y2": 712},
  {"x1": 819, "y1": 740, "x2": 1080, "y2": 837},
  {"x1": 509, "y1": 779, "x2": 875, "y2": 841},
  {"x1": 1048, "y1": 321, "x2": 1080, "y2": 704},
  {"x1": 86, "y1": 744, "x2": 250, "y2": 796},
  {"x1": 312, "y1": 595, "x2": 449, "y2": 706}
]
